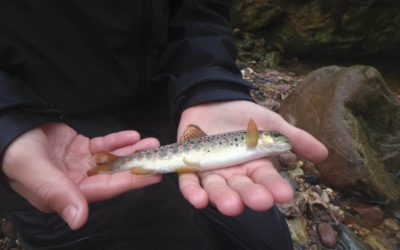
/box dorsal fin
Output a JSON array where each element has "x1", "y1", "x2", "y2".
[
  {"x1": 179, "y1": 125, "x2": 207, "y2": 142},
  {"x1": 87, "y1": 152, "x2": 119, "y2": 176},
  {"x1": 245, "y1": 119, "x2": 259, "y2": 148}
]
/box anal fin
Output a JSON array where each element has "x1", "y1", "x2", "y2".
[
  {"x1": 175, "y1": 167, "x2": 199, "y2": 174},
  {"x1": 130, "y1": 167, "x2": 156, "y2": 175}
]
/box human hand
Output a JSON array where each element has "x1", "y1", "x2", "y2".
[
  {"x1": 2, "y1": 123, "x2": 161, "y2": 229},
  {"x1": 178, "y1": 100, "x2": 328, "y2": 216}
]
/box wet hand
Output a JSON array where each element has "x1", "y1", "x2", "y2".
[
  {"x1": 177, "y1": 100, "x2": 328, "y2": 216},
  {"x1": 2, "y1": 123, "x2": 161, "y2": 229}
]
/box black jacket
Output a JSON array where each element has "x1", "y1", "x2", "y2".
[{"x1": 0, "y1": 0, "x2": 252, "y2": 247}]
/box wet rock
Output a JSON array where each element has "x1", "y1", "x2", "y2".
[
  {"x1": 382, "y1": 218, "x2": 400, "y2": 232},
  {"x1": 353, "y1": 206, "x2": 384, "y2": 227},
  {"x1": 280, "y1": 172, "x2": 298, "y2": 191},
  {"x1": 280, "y1": 65, "x2": 400, "y2": 206},
  {"x1": 278, "y1": 192, "x2": 306, "y2": 217},
  {"x1": 301, "y1": 174, "x2": 319, "y2": 185},
  {"x1": 1, "y1": 220, "x2": 17, "y2": 240},
  {"x1": 337, "y1": 224, "x2": 368, "y2": 250},
  {"x1": 287, "y1": 167, "x2": 304, "y2": 179},
  {"x1": 317, "y1": 223, "x2": 337, "y2": 248},
  {"x1": 392, "y1": 209, "x2": 400, "y2": 220},
  {"x1": 320, "y1": 191, "x2": 330, "y2": 203},
  {"x1": 286, "y1": 216, "x2": 308, "y2": 243},
  {"x1": 364, "y1": 230, "x2": 397, "y2": 250},
  {"x1": 301, "y1": 161, "x2": 321, "y2": 178},
  {"x1": 279, "y1": 151, "x2": 298, "y2": 169}
]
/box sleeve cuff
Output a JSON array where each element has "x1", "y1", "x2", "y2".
[{"x1": 170, "y1": 66, "x2": 255, "y2": 122}]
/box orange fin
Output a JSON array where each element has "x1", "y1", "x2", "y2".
[
  {"x1": 176, "y1": 167, "x2": 199, "y2": 174},
  {"x1": 130, "y1": 167, "x2": 156, "y2": 175},
  {"x1": 179, "y1": 125, "x2": 207, "y2": 142},
  {"x1": 87, "y1": 152, "x2": 118, "y2": 176},
  {"x1": 245, "y1": 119, "x2": 259, "y2": 148},
  {"x1": 87, "y1": 164, "x2": 113, "y2": 176},
  {"x1": 95, "y1": 152, "x2": 118, "y2": 164}
]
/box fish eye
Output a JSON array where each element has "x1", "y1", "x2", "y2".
[{"x1": 269, "y1": 131, "x2": 282, "y2": 137}]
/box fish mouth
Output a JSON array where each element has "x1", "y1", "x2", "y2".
[
  {"x1": 273, "y1": 136, "x2": 292, "y2": 151},
  {"x1": 274, "y1": 135, "x2": 290, "y2": 144}
]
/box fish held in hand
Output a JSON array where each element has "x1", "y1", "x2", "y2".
[{"x1": 87, "y1": 119, "x2": 292, "y2": 176}]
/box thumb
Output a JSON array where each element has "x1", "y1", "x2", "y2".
[
  {"x1": 3, "y1": 127, "x2": 89, "y2": 229},
  {"x1": 6, "y1": 159, "x2": 88, "y2": 229}
]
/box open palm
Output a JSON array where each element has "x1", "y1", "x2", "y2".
[
  {"x1": 178, "y1": 100, "x2": 328, "y2": 216},
  {"x1": 2, "y1": 123, "x2": 161, "y2": 229}
]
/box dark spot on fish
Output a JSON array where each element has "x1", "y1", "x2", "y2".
[
  {"x1": 159, "y1": 148, "x2": 168, "y2": 158},
  {"x1": 145, "y1": 152, "x2": 152, "y2": 159}
]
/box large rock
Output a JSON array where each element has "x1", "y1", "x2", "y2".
[
  {"x1": 230, "y1": 0, "x2": 400, "y2": 58},
  {"x1": 279, "y1": 65, "x2": 400, "y2": 206}
]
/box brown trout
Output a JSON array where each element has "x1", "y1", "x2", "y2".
[{"x1": 87, "y1": 119, "x2": 292, "y2": 176}]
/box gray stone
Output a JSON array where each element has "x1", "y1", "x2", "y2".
[{"x1": 279, "y1": 65, "x2": 400, "y2": 206}]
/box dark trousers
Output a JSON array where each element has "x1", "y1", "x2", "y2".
[{"x1": 16, "y1": 175, "x2": 293, "y2": 250}]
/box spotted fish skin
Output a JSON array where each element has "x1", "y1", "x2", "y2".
[{"x1": 100, "y1": 130, "x2": 292, "y2": 175}]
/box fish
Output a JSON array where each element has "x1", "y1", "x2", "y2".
[{"x1": 87, "y1": 119, "x2": 292, "y2": 176}]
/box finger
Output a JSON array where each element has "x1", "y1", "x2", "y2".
[
  {"x1": 79, "y1": 172, "x2": 162, "y2": 202},
  {"x1": 273, "y1": 117, "x2": 328, "y2": 163},
  {"x1": 7, "y1": 161, "x2": 88, "y2": 230},
  {"x1": 178, "y1": 173, "x2": 208, "y2": 209},
  {"x1": 89, "y1": 131, "x2": 141, "y2": 154},
  {"x1": 201, "y1": 174, "x2": 243, "y2": 216},
  {"x1": 227, "y1": 175, "x2": 273, "y2": 211},
  {"x1": 250, "y1": 164, "x2": 293, "y2": 204},
  {"x1": 111, "y1": 137, "x2": 160, "y2": 156}
]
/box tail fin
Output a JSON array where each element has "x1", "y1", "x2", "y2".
[{"x1": 87, "y1": 152, "x2": 118, "y2": 176}]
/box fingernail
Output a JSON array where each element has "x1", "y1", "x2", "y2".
[{"x1": 62, "y1": 205, "x2": 78, "y2": 229}]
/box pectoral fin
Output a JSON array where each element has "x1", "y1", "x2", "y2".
[
  {"x1": 245, "y1": 119, "x2": 259, "y2": 148},
  {"x1": 183, "y1": 157, "x2": 201, "y2": 168},
  {"x1": 179, "y1": 125, "x2": 207, "y2": 142}
]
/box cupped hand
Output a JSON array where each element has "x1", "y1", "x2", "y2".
[
  {"x1": 2, "y1": 123, "x2": 161, "y2": 229},
  {"x1": 178, "y1": 100, "x2": 328, "y2": 216}
]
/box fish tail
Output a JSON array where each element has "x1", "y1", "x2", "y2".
[{"x1": 87, "y1": 152, "x2": 118, "y2": 176}]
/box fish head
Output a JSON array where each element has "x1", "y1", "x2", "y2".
[{"x1": 258, "y1": 131, "x2": 292, "y2": 153}]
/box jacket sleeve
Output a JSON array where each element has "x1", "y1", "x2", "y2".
[
  {"x1": 0, "y1": 43, "x2": 62, "y2": 211},
  {"x1": 156, "y1": 0, "x2": 254, "y2": 121}
]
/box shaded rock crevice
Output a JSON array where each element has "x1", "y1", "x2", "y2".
[{"x1": 231, "y1": 0, "x2": 400, "y2": 58}]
